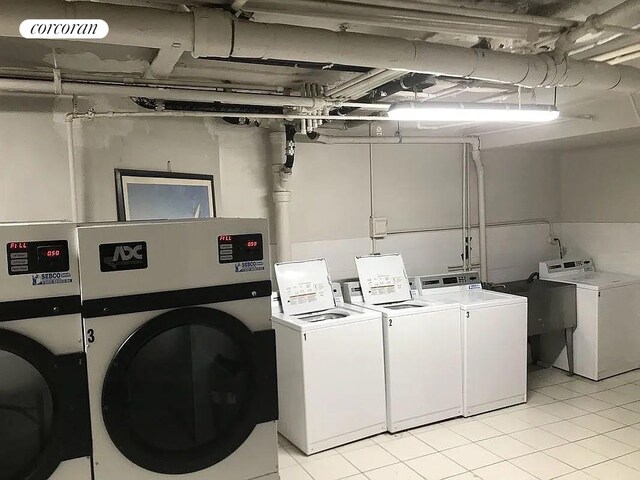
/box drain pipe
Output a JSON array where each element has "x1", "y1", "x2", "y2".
[
  {"x1": 65, "y1": 114, "x2": 79, "y2": 222},
  {"x1": 470, "y1": 144, "x2": 488, "y2": 283},
  {"x1": 270, "y1": 128, "x2": 295, "y2": 263},
  {"x1": 308, "y1": 133, "x2": 489, "y2": 281}
]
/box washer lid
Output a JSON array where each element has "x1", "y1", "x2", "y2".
[
  {"x1": 275, "y1": 259, "x2": 335, "y2": 316},
  {"x1": 558, "y1": 272, "x2": 640, "y2": 291},
  {"x1": 355, "y1": 254, "x2": 412, "y2": 305}
]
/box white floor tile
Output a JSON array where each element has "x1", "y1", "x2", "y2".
[
  {"x1": 447, "y1": 474, "x2": 481, "y2": 480},
  {"x1": 623, "y1": 401, "x2": 640, "y2": 414},
  {"x1": 341, "y1": 445, "x2": 398, "y2": 472},
  {"x1": 335, "y1": 438, "x2": 377, "y2": 454},
  {"x1": 280, "y1": 465, "x2": 315, "y2": 480},
  {"x1": 511, "y1": 427, "x2": 568, "y2": 450},
  {"x1": 280, "y1": 446, "x2": 299, "y2": 469},
  {"x1": 571, "y1": 414, "x2": 625, "y2": 434},
  {"x1": 443, "y1": 443, "x2": 502, "y2": 470},
  {"x1": 510, "y1": 452, "x2": 575, "y2": 480},
  {"x1": 473, "y1": 461, "x2": 537, "y2": 480},
  {"x1": 416, "y1": 427, "x2": 472, "y2": 451},
  {"x1": 477, "y1": 435, "x2": 535, "y2": 460},
  {"x1": 513, "y1": 408, "x2": 563, "y2": 427},
  {"x1": 617, "y1": 451, "x2": 640, "y2": 471},
  {"x1": 555, "y1": 472, "x2": 598, "y2": 480},
  {"x1": 537, "y1": 402, "x2": 589, "y2": 420},
  {"x1": 595, "y1": 376, "x2": 629, "y2": 389},
  {"x1": 343, "y1": 476, "x2": 367, "y2": 480},
  {"x1": 577, "y1": 435, "x2": 637, "y2": 459},
  {"x1": 564, "y1": 396, "x2": 613, "y2": 413},
  {"x1": 526, "y1": 391, "x2": 556, "y2": 406},
  {"x1": 379, "y1": 435, "x2": 435, "y2": 461},
  {"x1": 607, "y1": 427, "x2": 640, "y2": 448},
  {"x1": 364, "y1": 462, "x2": 423, "y2": 480},
  {"x1": 563, "y1": 380, "x2": 609, "y2": 395},
  {"x1": 540, "y1": 420, "x2": 597, "y2": 442},
  {"x1": 616, "y1": 371, "x2": 640, "y2": 383},
  {"x1": 612, "y1": 384, "x2": 640, "y2": 401},
  {"x1": 287, "y1": 446, "x2": 340, "y2": 464},
  {"x1": 598, "y1": 407, "x2": 640, "y2": 425},
  {"x1": 545, "y1": 443, "x2": 608, "y2": 469},
  {"x1": 449, "y1": 421, "x2": 503, "y2": 442},
  {"x1": 301, "y1": 455, "x2": 359, "y2": 480},
  {"x1": 590, "y1": 390, "x2": 636, "y2": 407},
  {"x1": 479, "y1": 413, "x2": 533, "y2": 434},
  {"x1": 584, "y1": 460, "x2": 640, "y2": 480},
  {"x1": 405, "y1": 452, "x2": 467, "y2": 480},
  {"x1": 371, "y1": 431, "x2": 412, "y2": 445},
  {"x1": 535, "y1": 385, "x2": 582, "y2": 401}
]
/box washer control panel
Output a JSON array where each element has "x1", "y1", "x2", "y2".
[
  {"x1": 218, "y1": 234, "x2": 263, "y2": 264},
  {"x1": 6, "y1": 240, "x2": 70, "y2": 275}
]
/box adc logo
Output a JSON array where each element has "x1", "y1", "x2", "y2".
[{"x1": 99, "y1": 242, "x2": 148, "y2": 272}]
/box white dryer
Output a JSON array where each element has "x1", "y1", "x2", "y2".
[
  {"x1": 540, "y1": 258, "x2": 640, "y2": 380},
  {"x1": 343, "y1": 254, "x2": 463, "y2": 433},
  {"x1": 411, "y1": 272, "x2": 527, "y2": 417},
  {"x1": 77, "y1": 219, "x2": 279, "y2": 480},
  {"x1": 271, "y1": 259, "x2": 386, "y2": 454},
  {"x1": 0, "y1": 222, "x2": 92, "y2": 480}
]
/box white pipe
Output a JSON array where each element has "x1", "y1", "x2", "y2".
[
  {"x1": 470, "y1": 145, "x2": 488, "y2": 282},
  {"x1": 270, "y1": 132, "x2": 292, "y2": 263},
  {"x1": 326, "y1": 68, "x2": 387, "y2": 97},
  {"x1": 1, "y1": 2, "x2": 640, "y2": 93},
  {"x1": 65, "y1": 115, "x2": 79, "y2": 222},
  {"x1": 309, "y1": 134, "x2": 480, "y2": 147},
  {"x1": 462, "y1": 143, "x2": 468, "y2": 272}
]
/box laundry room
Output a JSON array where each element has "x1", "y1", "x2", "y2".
[{"x1": 1, "y1": 1, "x2": 640, "y2": 480}]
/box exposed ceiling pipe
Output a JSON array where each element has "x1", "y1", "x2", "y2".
[
  {"x1": 244, "y1": 0, "x2": 543, "y2": 40},
  {"x1": 2, "y1": 2, "x2": 640, "y2": 93},
  {"x1": 555, "y1": 0, "x2": 640, "y2": 54}
]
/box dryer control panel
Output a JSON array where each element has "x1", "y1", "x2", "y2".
[
  {"x1": 218, "y1": 233, "x2": 264, "y2": 264},
  {"x1": 6, "y1": 240, "x2": 70, "y2": 275}
]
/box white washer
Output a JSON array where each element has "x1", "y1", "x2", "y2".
[
  {"x1": 343, "y1": 254, "x2": 463, "y2": 433},
  {"x1": 540, "y1": 258, "x2": 640, "y2": 381},
  {"x1": 271, "y1": 259, "x2": 386, "y2": 454},
  {"x1": 0, "y1": 222, "x2": 92, "y2": 480},
  {"x1": 77, "y1": 219, "x2": 279, "y2": 480},
  {"x1": 411, "y1": 272, "x2": 528, "y2": 417}
]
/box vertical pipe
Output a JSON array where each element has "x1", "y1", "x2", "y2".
[
  {"x1": 65, "y1": 115, "x2": 79, "y2": 222},
  {"x1": 368, "y1": 124, "x2": 377, "y2": 254},
  {"x1": 270, "y1": 131, "x2": 292, "y2": 262},
  {"x1": 471, "y1": 145, "x2": 488, "y2": 282},
  {"x1": 461, "y1": 144, "x2": 468, "y2": 271}
]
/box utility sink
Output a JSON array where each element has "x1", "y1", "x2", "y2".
[{"x1": 487, "y1": 278, "x2": 577, "y2": 375}]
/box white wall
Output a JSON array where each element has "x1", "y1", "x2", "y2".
[
  {"x1": 556, "y1": 141, "x2": 640, "y2": 275},
  {"x1": 0, "y1": 94, "x2": 560, "y2": 283}
]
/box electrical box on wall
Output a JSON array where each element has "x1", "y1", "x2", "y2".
[{"x1": 369, "y1": 217, "x2": 388, "y2": 239}]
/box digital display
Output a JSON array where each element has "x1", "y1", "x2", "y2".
[
  {"x1": 218, "y1": 233, "x2": 263, "y2": 264},
  {"x1": 7, "y1": 240, "x2": 69, "y2": 276},
  {"x1": 564, "y1": 261, "x2": 576, "y2": 268},
  {"x1": 443, "y1": 277, "x2": 459, "y2": 285}
]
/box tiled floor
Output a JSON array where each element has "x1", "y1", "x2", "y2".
[{"x1": 278, "y1": 368, "x2": 640, "y2": 479}]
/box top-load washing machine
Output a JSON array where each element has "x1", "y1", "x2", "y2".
[
  {"x1": 271, "y1": 259, "x2": 386, "y2": 454},
  {"x1": 410, "y1": 271, "x2": 527, "y2": 417},
  {"x1": 0, "y1": 222, "x2": 92, "y2": 480},
  {"x1": 77, "y1": 218, "x2": 279, "y2": 480},
  {"x1": 540, "y1": 258, "x2": 640, "y2": 380},
  {"x1": 343, "y1": 254, "x2": 463, "y2": 433}
]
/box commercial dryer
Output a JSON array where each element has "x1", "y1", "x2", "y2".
[
  {"x1": 77, "y1": 219, "x2": 279, "y2": 480},
  {"x1": 0, "y1": 222, "x2": 92, "y2": 480}
]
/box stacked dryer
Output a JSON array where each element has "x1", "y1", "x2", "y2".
[
  {"x1": 77, "y1": 219, "x2": 279, "y2": 480},
  {"x1": 0, "y1": 222, "x2": 92, "y2": 480}
]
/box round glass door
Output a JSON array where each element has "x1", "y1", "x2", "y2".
[
  {"x1": 102, "y1": 307, "x2": 261, "y2": 474},
  {"x1": 0, "y1": 350, "x2": 54, "y2": 480}
]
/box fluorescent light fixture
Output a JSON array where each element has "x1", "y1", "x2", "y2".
[{"x1": 388, "y1": 102, "x2": 560, "y2": 123}]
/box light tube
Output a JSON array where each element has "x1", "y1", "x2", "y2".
[{"x1": 388, "y1": 102, "x2": 560, "y2": 123}]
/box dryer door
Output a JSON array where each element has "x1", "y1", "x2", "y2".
[
  {"x1": 101, "y1": 306, "x2": 278, "y2": 475},
  {"x1": 0, "y1": 329, "x2": 91, "y2": 480}
]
